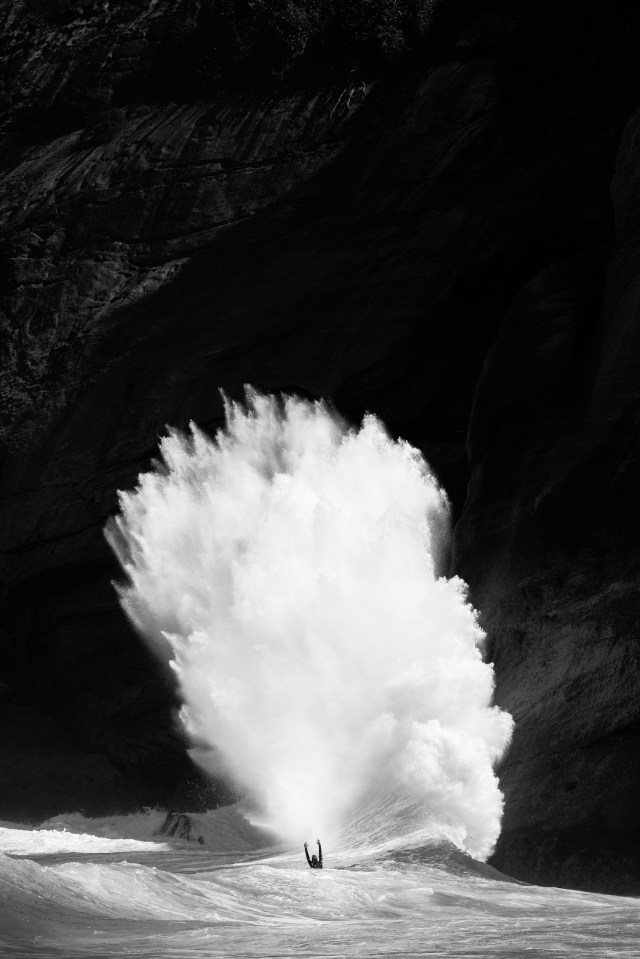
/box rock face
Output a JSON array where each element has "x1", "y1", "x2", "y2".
[
  {"x1": 159, "y1": 812, "x2": 204, "y2": 844},
  {"x1": 454, "y1": 103, "x2": 640, "y2": 893},
  {"x1": 0, "y1": 703, "x2": 134, "y2": 821},
  {"x1": 2, "y1": 0, "x2": 640, "y2": 891}
]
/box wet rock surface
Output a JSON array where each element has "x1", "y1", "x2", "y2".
[
  {"x1": 2, "y1": 0, "x2": 640, "y2": 891},
  {"x1": 159, "y1": 812, "x2": 204, "y2": 844}
]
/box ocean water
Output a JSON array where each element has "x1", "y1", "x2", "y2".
[
  {"x1": 1, "y1": 805, "x2": 638, "y2": 959},
  {"x1": 6, "y1": 393, "x2": 633, "y2": 956}
]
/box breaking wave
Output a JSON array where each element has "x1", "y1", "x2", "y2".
[{"x1": 106, "y1": 390, "x2": 512, "y2": 859}]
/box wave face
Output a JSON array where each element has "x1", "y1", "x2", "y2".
[{"x1": 106, "y1": 390, "x2": 512, "y2": 858}]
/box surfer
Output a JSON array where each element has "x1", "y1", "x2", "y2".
[{"x1": 304, "y1": 839, "x2": 323, "y2": 869}]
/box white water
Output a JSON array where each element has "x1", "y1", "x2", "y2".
[
  {"x1": 2, "y1": 393, "x2": 637, "y2": 956},
  {"x1": 105, "y1": 390, "x2": 512, "y2": 858},
  {"x1": 1, "y1": 809, "x2": 638, "y2": 959}
]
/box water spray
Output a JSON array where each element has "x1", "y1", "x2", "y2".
[{"x1": 106, "y1": 389, "x2": 512, "y2": 859}]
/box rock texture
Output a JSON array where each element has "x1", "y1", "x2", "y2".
[
  {"x1": 2, "y1": 0, "x2": 640, "y2": 891},
  {"x1": 454, "y1": 103, "x2": 640, "y2": 893},
  {"x1": 159, "y1": 811, "x2": 204, "y2": 844}
]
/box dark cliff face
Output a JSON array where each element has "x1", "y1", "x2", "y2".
[{"x1": 2, "y1": 0, "x2": 640, "y2": 891}]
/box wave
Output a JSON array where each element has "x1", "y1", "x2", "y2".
[
  {"x1": 0, "y1": 805, "x2": 477, "y2": 935},
  {"x1": 2, "y1": 806, "x2": 637, "y2": 959},
  {"x1": 106, "y1": 389, "x2": 513, "y2": 860},
  {"x1": 0, "y1": 798, "x2": 510, "y2": 886},
  {"x1": 1, "y1": 797, "x2": 469, "y2": 862}
]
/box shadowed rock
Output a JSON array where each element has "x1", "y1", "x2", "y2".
[{"x1": 159, "y1": 812, "x2": 204, "y2": 844}]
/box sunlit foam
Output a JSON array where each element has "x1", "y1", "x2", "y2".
[{"x1": 106, "y1": 389, "x2": 512, "y2": 859}]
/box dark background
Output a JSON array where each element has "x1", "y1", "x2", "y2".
[{"x1": 2, "y1": 0, "x2": 640, "y2": 893}]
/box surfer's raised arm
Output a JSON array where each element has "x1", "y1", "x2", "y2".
[{"x1": 304, "y1": 840, "x2": 323, "y2": 868}]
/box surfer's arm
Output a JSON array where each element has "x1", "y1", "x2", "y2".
[
  {"x1": 304, "y1": 843, "x2": 312, "y2": 867},
  {"x1": 317, "y1": 840, "x2": 323, "y2": 865}
]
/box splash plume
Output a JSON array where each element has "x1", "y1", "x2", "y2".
[{"x1": 106, "y1": 389, "x2": 512, "y2": 859}]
